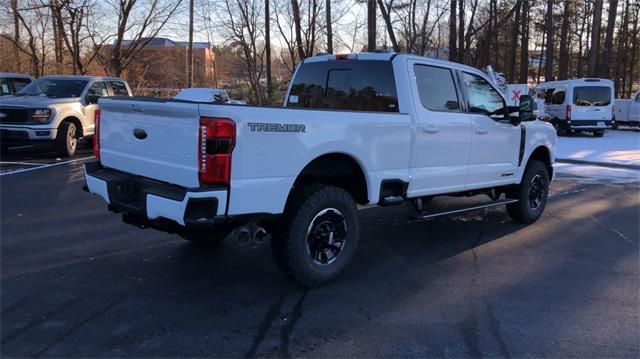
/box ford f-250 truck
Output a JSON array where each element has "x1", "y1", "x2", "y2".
[{"x1": 84, "y1": 53, "x2": 556, "y2": 287}]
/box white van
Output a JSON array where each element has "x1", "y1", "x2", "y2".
[{"x1": 533, "y1": 78, "x2": 615, "y2": 137}]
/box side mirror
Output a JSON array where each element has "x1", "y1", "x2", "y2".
[{"x1": 517, "y1": 94, "x2": 534, "y2": 123}]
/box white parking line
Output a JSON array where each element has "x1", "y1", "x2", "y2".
[
  {"x1": 0, "y1": 161, "x2": 46, "y2": 166},
  {"x1": 0, "y1": 156, "x2": 93, "y2": 176}
]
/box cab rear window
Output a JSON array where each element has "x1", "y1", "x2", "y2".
[
  {"x1": 287, "y1": 60, "x2": 399, "y2": 112},
  {"x1": 573, "y1": 86, "x2": 612, "y2": 106}
]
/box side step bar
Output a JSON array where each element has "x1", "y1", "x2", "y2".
[{"x1": 415, "y1": 198, "x2": 519, "y2": 219}]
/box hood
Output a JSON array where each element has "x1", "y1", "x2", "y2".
[{"x1": 0, "y1": 96, "x2": 80, "y2": 108}]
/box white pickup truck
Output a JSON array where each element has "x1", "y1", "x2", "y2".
[{"x1": 84, "y1": 53, "x2": 557, "y2": 287}]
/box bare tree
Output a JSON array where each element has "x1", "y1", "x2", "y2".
[
  {"x1": 326, "y1": 0, "x2": 333, "y2": 53},
  {"x1": 557, "y1": 0, "x2": 573, "y2": 79},
  {"x1": 588, "y1": 0, "x2": 603, "y2": 76},
  {"x1": 508, "y1": 0, "x2": 522, "y2": 82},
  {"x1": 448, "y1": 0, "x2": 456, "y2": 61},
  {"x1": 100, "y1": 0, "x2": 183, "y2": 77},
  {"x1": 367, "y1": 0, "x2": 376, "y2": 51},
  {"x1": 377, "y1": 0, "x2": 399, "y2": 51},
  {"x1": 50, "y1": 0, "x2": 108, "y2": 75},
  {"x1": 217, "y1": 0, "x2": 266, "y2": 103},
  {"x1": 599, "y1": 0, "x2": 618, "y2": 77},
  {"x1": 543, "y1": 0, "x2": 554, "y2": 81},
  {"x1": 265, "y1": 0, "x2": 272, "y2": 97},
  {"x1": 518, "y1": 0, "x2": 530, "y2": 83}
]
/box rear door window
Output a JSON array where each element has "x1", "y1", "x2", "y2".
[
  {"x1": 287, "y1": 60, "x2": 399, "y2": 112},
  {"x1": 573, "y1": 86, "x2": 612, "y2": 106},
  {"x1": 414, "y1": 65, "x2": 460, "y2": 112},
  {"x1": 109, "y1": 81, "x2": 129, "y2": 96}
]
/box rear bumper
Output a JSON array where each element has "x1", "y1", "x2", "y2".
[
  {"x1": 566, "y1": 119, "x2": 612, "y2": 131},
  {"x1": 83, "y1": 161, "x2": 228, "y2": 228}
]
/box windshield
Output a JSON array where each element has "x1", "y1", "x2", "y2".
[
  {"x1": 573, "y1": 86, "x2": 612, "y2": 106},
  {"x1": 17, "y1": 78, "x2": 88, "y2": 98}
]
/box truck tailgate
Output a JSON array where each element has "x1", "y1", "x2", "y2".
[{"x1": 98, "y1": 98, "x2": 201, "y2": 188}]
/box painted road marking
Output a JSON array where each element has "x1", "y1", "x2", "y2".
[{"x1": 0, "y1": 156, "x2": 93, "y2": 176}]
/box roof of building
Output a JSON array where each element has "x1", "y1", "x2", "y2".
[{"x1": 119, "y1": 37, "x2": 211, "y2": 49}]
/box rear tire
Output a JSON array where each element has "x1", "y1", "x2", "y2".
[
  {"x1": 55, "y1": 122, "x2": 78, "y2": 157},
  {"x1": 272, "y1": 184, "x2": 360, "y2": 287},
  {"x1": 553, "y1": 120, "x2": 567, "y2": 136},
  {"x1": 507, "y1": 161, "x2": 550, "y2": 224},
  {"x1": 593, "y1": 130, "x2": 605, "y2": 137}
]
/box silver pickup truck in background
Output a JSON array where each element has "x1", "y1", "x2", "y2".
[{"x1": 0, "y1": 76, "x2": 132, "y2": 156}]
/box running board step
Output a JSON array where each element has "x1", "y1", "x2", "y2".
[{"x1": 415, "y1": 198, "x2": 519, "y2": 219}]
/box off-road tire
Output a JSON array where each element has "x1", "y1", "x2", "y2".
[
  {"x1": 55, "y1": 122, "x2": 78, "y2": 157},
  {"x1": 271, "y1": 184, "x2": 360, "y2": 288},
  {"x1": 593, "y1": 130, "x2": 605, "y2": 137},
  {"x1": 506, "y1": 160, "x2": 550, "y2": 224}
]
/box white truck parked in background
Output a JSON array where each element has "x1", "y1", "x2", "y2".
[
  {"x1": 84, "y1": 53, "x2": 556, "y2": 287},
  {"x1": 614, "y1": 91, "x2": 640, "y2": 127},
  {"x1": 0, "y1": 76, "x2": 132, "y2": 156}
]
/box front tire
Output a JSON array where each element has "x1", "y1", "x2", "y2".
[
  {"x1": 55, "y1": 122, "x2": 78, "y2": 157},
  {"x1": 272, "y1": 184, "x2": 360, "y2": 287},
  {"x1": 507, "y1": 161, "x2": 550, "y2": 224},
  {"x1": 553, "y1": 120, "x2": 567, "y2": 136}
]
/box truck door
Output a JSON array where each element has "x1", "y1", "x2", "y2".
[
  {"x1": 406, "y1": 61, "x2": 472, "y2": 196},
  {"x1": 82, "y1": 81, "x2": 109, "y2": 136},
  {"x1": 460, "y1": 71, "x2": 521, "y2": 188}
]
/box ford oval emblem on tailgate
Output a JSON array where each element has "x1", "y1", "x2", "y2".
[{"x1": 133, "y1": 128, "x2": 148, "y2": 140}]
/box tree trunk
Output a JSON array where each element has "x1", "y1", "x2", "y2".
[
  {"x1": 265, "y1": 0, "x2": 272, "y2": 98},
  {"x1": 377, "y1": 0, "x2": 399, "y2": 51},
  {"x1": 457, "y1": 0, "x2": 465, "y2": 63},
  {"x1": 326, "y1": 0, "x2": 332, "y2": 53},
  {"x1": 614, "y1": 0, "x2": 629, "y2": 96},
  {"x1": 558, "y1": 0, "x2": 572, "y2": 79},
  {"x1": 544, "y1": 0, "x2": 554, "y2": 81},
  {"x1": 291, "y1": 0, "x2": 306, "y2": 59},
  {"x1": 509, "y1": 0, "x2": 522, "y2": 83},
  {"x1": 599, "y1": 0, "x2": 618, "y2": 77},
  {"x1": 537, "y1": 25, "x2": 546, "y2": 83},
  {"x1": 187, "y1": 0, "x2": 194, "y2": 87},
  {"x1": 627, "y1": 2, "x2": 638, "y2": 97},
  {"x1": 588, "y1": 0, "x2": 604, "y2": 76},
  {"x1": 449, "y1": 0, "x2": 457, "y2": 61},
  {"x1": 10, "y1": 0, "x2": 21, "y2": 72},
  {"x1": 519, "y1": 0, "x2": 529, "y2": 83},
  {"x1": 367, "y1": 0, "x2": 377, "y2": 51}
]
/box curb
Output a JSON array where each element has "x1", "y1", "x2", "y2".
[{"x1": 557, "y1": 159, "x2": 640, "y2": 171}]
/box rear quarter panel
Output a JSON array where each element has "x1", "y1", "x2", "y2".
[{"x1": 197, "y1": 104, "x2": 412, "y2": 215}]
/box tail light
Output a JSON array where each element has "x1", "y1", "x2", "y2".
[
  {"x1": 566, "y1": 105, "x2": 572, "y2": 121},
  {"x1": 198, "y1": 117, "x2": 235, "y2": 185},
  {"x1": 93, "y1": 109, "x2": 101, "y2": 160}
]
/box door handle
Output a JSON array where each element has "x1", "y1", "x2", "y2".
[
  {"x1": 422, "y1": 126, "x2": 439, "y2": 133},
  {"x1": 475, "y1": 127, "x2": 488, "y2": 134}
]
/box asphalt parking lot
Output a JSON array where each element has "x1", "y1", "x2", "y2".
[{"x1": 1, "y1": 155, "x2": 639, "y2": 357}]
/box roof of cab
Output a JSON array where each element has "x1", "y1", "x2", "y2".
[
  {"x1": 0, "y1": 72, "x2": 34, "y2": 79},
  {"x1": 36, "y1": 75, "x2": 125, "y2": 81},
  {"x1": 302, "y1": 52, "x2": 485, "y2": 76},
  {"x1": 535, "y1": 78, "x2": 614, "y2": 89}
]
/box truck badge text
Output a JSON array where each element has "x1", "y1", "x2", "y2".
[{"x1": 247, "y1": 122, "x2": 306, "y2": 133}]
